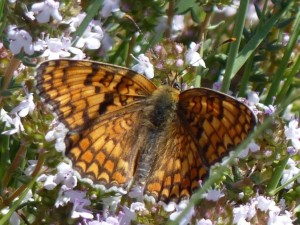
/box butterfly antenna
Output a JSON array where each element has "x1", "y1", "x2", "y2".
[{"x1": 206, "y1": 37, "x2": 237, "y2": 58}]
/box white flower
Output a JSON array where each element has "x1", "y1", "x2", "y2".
[
  {"x1": 10, "y1": 212, "x2": 20, "y2": 225},
  {"x1": 284, "y1": 119, "x2": 300, "y2": 150},
  {"x1": 31, "y1": 0, "x2": 62, "y2": 23},
  {"x1": 45, "y1": 122, "x2": 68, "y2": 152},
  {"x1": 87, "y1": 217, "x2": 119, "y2": 225},
  {"x1": 100, "y1": 0, "x2": 120, "y2": 18},
  {"x1": 42, "y1": 37, "x2": 69, "y2": 59},
  {"x1": 100, "y1": 31, "x2": 114, "y2": 54},
  {"x1": 24, "y1": 160, "x2": 38, "y2": 176},
  {"x1": 11, "y1": 87, "x2": 35, "y2": 117},
  {"x1": 105, "y1": 217, "x2": 119, "y2": 225},
  {"x1": 0, "y1": 109, "x2": 13, "y2": 127},
  {"x1": 281, "y1": 158, "x2": 300, "y2": 189},
  {"x1": 54, "y1": 162, "x2": 77, "y2": 190},
  {"x1": 238, "y1": 141, "x2": 260, "y2": 159},
  {"x1": 130, "y1": 202, "x2": 146, "y2": 212},
  {"x1": 58, "y1": 190, "x2": 93, "y2": 219},
  {"x1": 256, "y1": 196, "x2": 276, "y2": 212},
  {"x1": 203, "y1": 188, "x2": 224, "y2": 201},
  {"x1": 55, "y1": 189, "x2": 71, "y2": 208},
  {"x1": 101, "y1": 196, "x2": 122, "y2": 213},
  {"x1": 238, "y1": 192, "x2": 245, "y2": 199},
  {"x1": 282, "y1": 104, "x2": 295, "y2": 121},
  {"x1": 41, "y1": 36, "x2": 84, "y2": 60},
  {"x1": 247, "y1": 91, "x2": 260, "y2": 105},
  {"x1": 55, "y1": 190, "x2": 92, "y2": 220},
  {"x1": 68, "y1": 13, "x2": 86, "y2": 32},
  {"x1": 7, "y1": 25, "x2": 34, "y2": 55},
  {"x1": 37, "y1": 162, "x2": 77, "y2": 190},
  {"x1": 169, "y1": 202, "x2": 194, "y2": 225},
  {"x1": 113, "y1": 202, "x2": 146, "y2": 225},
  {"x1": 119, "y1": 206, "x2": 136, "y2": 225},
  {"x1": 196, "y1": 218, "x2": 213, "y2": 225},
  {"x1": 1, "y1": 209, "x2": 20, "y2": 225},
  {"x1": 172, "y1": 15, "x2": 184, "y2": 32},
  {"x1": 267, "y1": 210, "x2": 293, "y2": 225},
  {"x1": 185, "y1": 42, "x2": 206, "y2": 67},
  {"x1": 233, "y1": 205, "x2": 250, "y2": 224},
  {"x1": 71, "y1": 198, "x2": 93, "y2": 219},
  {"x1": 43, "y1": 175, "x2": 57, "y2": 190},
  {"x1": 128, "y1": 186, "x2": 144, "y2": 202},
  {"x1": 70, "y1": 16, "x2": 103, "y2": 50},
  {"x1": 1, "y1": 114, "x2": 24, "y2": 135},
  {"x1": 131, "y1": 54, "x2": 154, "y2": 79}
]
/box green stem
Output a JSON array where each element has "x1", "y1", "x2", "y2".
[
  {"x1": 0, "y1": 57, "x2": 21, "y2": 104},
  {"x1": 221, "y1": 0, "x2": 249, "y2": 93},
  {"x1": 264, "y1": 10, "x2": 300, "y2": 105},
  {"x1": 0, "y1": 151, "x2": 45, "y2": 223},
  {"x1": 194, "y1": 8, "x2": 213, "y2": 88},
  {"x1": 267, "y1": 155, "x2": 289, "y2": 195},
  {"x1": 2, "y1": 142, "x2": 27, "y2": 189},
  {"x1": 165, "y1": 0, "x2": 175, "y2": 38},
  {"x1": 238, "y1": 52, "x2": 255, "y2": 97},
  {"x1": 269, "y1": 171, "x2": 300, "y2": 196},
  {"x1": 276, "y1": 55, "x2": 300, "y2": 104},
  {"x1": 71, "y1": 0, "x2": 103, "y2": 46},
  {"x1": 232, "y1": 1, "x2": 292, "y2": 82}
]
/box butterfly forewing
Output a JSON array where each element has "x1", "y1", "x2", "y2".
[
  {"x1": 36, "y1": 60, "x2": 157, "y2": 131},
  {"x1": 36, "y1": 59, "x2": 157, "y2": 189}
]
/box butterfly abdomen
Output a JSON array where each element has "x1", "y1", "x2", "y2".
[{"x1": 131, "y1": 86, "x2": 180, "y2": 186}]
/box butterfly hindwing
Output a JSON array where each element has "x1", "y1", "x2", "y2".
[
  {"x1": 36, "y1": 59, "x2": 157, "y2": 131},
  {"x1": 67, "y1": 108, "x2": 143, "y2": 189},
  {"x1": 178, "y1": 88, "x2": 256, "y2": 166},
  {"x1": 145, "y1": 123, "x2": 208, "y2": 203}
]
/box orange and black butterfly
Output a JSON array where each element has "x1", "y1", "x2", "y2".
[{"x1": 36, "y1": 59, "x2": 256, "y2": 203}]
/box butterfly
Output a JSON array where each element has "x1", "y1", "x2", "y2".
[{"x1": 36, "y1": 59, "x2": 256, "y2": 203}]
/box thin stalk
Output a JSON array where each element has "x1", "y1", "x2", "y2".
[
  {"x1": 1, "y1": 150, "x2": 45, "y2": 209},
  {"x1": 266, "y1": 155, "x2": 289, "y2": 195},
  {"x1": 165, "y1": 0, "x2": 175, "y2": 38},
  {"x1": 264, "y1": 10, "x2": 300, "y2": 105},
  {"x1": 232, "y1": 0, "x2": 292, "y2": 81},
  {"x1": 238, "y1": 51, "x2": 255, "y2": 97},
  {"x1": 194, "y1": 9, "x2": 213, "y2": 88},
  {"x1": 0, "y1": 57, "x2": 21, "y2": 104},
  {"x1": 0, "y1": 151, "x2": 45, "y2": 224},
  {"x1": 2, "y1": 142, "x2": 27, "y2": 188},
  {"x1": 126, "y1": 34, "x2": 136, "y2": 67},
  {"x1": 221, "y1": 0, "x2": 249, "y2": 93},
  {"x1": 276, "y1": 55, "x2": 300, "y2": 104},
  {"x1": 71, "y1": 0, "x2": 103, "y2": 46}
]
